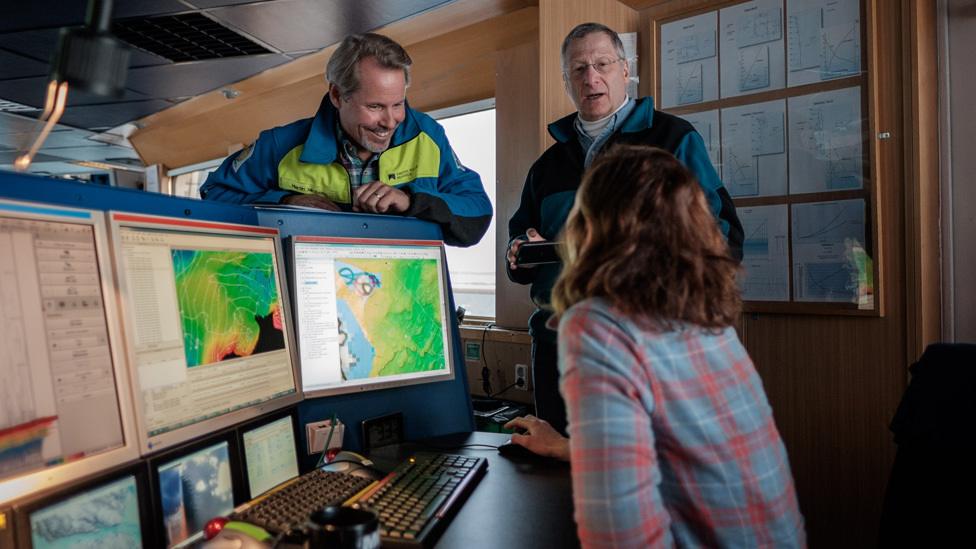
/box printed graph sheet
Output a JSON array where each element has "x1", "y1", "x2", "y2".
[
  {"x1": 787, "y1": 0, "x2": 862, "y2": 86},
  {"x1": 721, "y1": 99, "x2": 787, "y2": 197},
  {"x1": 661, "y1": 11, "x2": 719, "y2": 108},
  {"x1": 682, "y1": 109, "x2": 721, "y2": 169},
  {"x1": 738, "y1": 205, "x2": 790, "y2": 301},
  {"x1": 791, "y1": 199, "x2": 865, "y2": 303},
  {"x1": 720, "y1": 0, "x2": 786, "y2": 98},
  {"x1": 788, "y1": 86, "x2": 863, "y2": 194}
]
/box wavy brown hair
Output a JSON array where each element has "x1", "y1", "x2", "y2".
[{"x1": 550, "y1": 145, "x2": 740, "y2": 329}]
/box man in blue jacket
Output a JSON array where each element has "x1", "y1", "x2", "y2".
[
  {"x1": 507, "y1": 22, "x2": 744, "y2": 435},
  {"x1": 200, "y1": 33, "x2": 492, "y2": 247}
]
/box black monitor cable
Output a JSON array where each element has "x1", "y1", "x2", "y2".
[{"x1": 480, "y1": 323, "x2": 495, "y2": 396}]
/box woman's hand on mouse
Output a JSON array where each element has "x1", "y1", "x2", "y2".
[{"x1": 503, "y1": 415, "x2": 570, "y2": 461}]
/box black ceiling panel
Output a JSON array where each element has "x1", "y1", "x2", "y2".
[
  {"x1": 0, "y1": 0, "x2": 461, "y2": 173},
  {"x1": 0, "y1": 77, "x2": 151, "y2": 109},
  {"x1": 0, "y1": 28, "x2": 172, "y2": 69},
  {"x1": 124, "y1": 53, "x2": 291, "y2": 99},
  {"x1": 57, "y1": 99, "x2": 175, "y2": 130},
  {"x1": 0, "y1": 51, "x2": 49, "y2": 80},
  {"x1": 0, "y1": 0, "x2": 190, "y2": 33},
  {"x1": 114, "y1": 12, "x2": 275, "y2": 62},
  {"x1": 208, "y1": 0, "x2": 451, "y2": 54}
]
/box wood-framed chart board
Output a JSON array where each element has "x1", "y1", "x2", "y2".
[{"x1": 652, "y1": 0, "x2": 881, "y2": 316}]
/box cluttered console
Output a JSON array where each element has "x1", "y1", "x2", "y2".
[{"x1": 0, "y1": 190, "x2": 494, "y2": 548}]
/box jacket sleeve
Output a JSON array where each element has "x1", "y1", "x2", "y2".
[
  {"x1": 505, "y1": 164, "x2": 541, "y2": 285},
  {"x1": 199, "y1": 130, "x2": 293, "y2": 205},
  {"x1": 401, "y1": 122, "x2": 492, "y2": 247},
  {"x1": 674, "y1": 131, "x2": 744, "y2": 262}
]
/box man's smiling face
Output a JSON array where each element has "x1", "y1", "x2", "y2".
[{"x1": 331, "y1": 56, "x2": 407, "y2": 160}]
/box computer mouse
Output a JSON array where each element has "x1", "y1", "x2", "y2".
[
  {"x1": 321, "y1": 450, "x2": 385, "y2": 481},
  {"x1": 496, "y1": 438, "x2": 540, "y2": 460}
]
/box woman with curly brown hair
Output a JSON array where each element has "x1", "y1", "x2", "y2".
[{"x1": 507, "y1": 145, "x2": 804, "y2": 548}]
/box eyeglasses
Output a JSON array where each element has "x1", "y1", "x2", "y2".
[{"x1": 566, "y1": 57, "x2": 623, "y2": 79}]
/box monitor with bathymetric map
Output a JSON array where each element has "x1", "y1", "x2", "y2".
[
  {"x1": 291, "y1": 236, "x2": 455, "y2": 397},
  {"x1": 108, "y1": 213, "x2": 301, "y2": 455}
]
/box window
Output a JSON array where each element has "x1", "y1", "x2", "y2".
[
  {"x1": 168, "y1": 158, "x2": 223, "y2": 198},
  {"x1": 434, "y1": 103, "x2": 497, "y2": 318}
]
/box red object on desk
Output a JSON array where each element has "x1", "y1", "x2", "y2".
[{"x1": 203, "y1": 516, "x2": 229, "y2": 540}]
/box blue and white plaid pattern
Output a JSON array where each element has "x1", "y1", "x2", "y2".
[{"x1": 558, "y1": 298, "x2": 805, "y2": 548}]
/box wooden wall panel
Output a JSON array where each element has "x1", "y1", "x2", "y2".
[
  {"x1": 735, "y1": 2, "x2": 907, "y2": 547},
  {"x1": 902, "y1": 0, "x2": 941, "y2": 358},
  {"x1": 538, "y1": 0, "x2": 639, "y2": 147},
  {"x1": 494, "y1": 40, "x2": 539, "y2": 330}
]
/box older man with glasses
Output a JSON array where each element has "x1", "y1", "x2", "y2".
[{"x1": 505, "y1": 22, "x2": 744, "y2": 440}]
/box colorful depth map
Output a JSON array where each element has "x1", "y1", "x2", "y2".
[
  {"x1": 171, "y1": 250, "x2": 285, "y2": 367},
  {"x1": 333, "y1": 258, "x2": 445, "y2": 380}
]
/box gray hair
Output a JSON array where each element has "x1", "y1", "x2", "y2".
[
  {"x1": 326, "y1": 33, "x2": 412, "y2": 97},
  {"x1": 560, "y1": 22, "x2": 626, "y2": 74}
]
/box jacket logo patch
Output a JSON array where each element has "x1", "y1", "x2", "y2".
[
  {"x1": 387, "y1": 167, "x2": 417, "y2": 182},
  {"x1": 232, "y1": 143, "x2": 254, "y2": 172}
]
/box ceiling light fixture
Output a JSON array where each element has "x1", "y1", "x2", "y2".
[{"x1": 15, "y1": 0, "x2": 131, "y2": 171}]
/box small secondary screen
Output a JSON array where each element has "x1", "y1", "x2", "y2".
[
  {"x1": 157, "y1": 441, "x2": 234, "y2": 547},
  {"x1": 29, "y1": 474, "x2": 143, "y2": 548},
  {"x1": 292, "y1": 237, "x2": 455, "y2": 395},
  {"x1": 242, "y1": 415, "x2": 299, "y2": 496}
]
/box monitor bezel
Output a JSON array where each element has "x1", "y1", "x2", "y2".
[
  {"x1": 236, "y1": 406, "x2": 301, "y2": 501},
  {"x1": 147, "y1": 429, "x2": 245, "y2": 549},
  {"x1": 107, "y1": 211, "x2": 303, "y2": 456},
  {"x1": 12, "y1": 461, "x2": 154, "y2": 548},
  {"x1": 0, "y1": 199, "x2": 141, "y2": 506},
  {"x1": 290, "y1": 235, "x2": 457, "y2": 398}
]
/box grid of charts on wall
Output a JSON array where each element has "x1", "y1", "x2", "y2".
[{"x1": 657, "y1": 0, "x2": 877, "y2": 314}]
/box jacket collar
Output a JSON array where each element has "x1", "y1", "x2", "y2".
[
  {"x1": 547, "y1": 96, "x2": 656, "y2": 144},
  {"x1": 300, "y1": 94, "x2": 423, "y2": 164}
]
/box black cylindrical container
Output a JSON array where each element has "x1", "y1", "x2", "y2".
[{"x1": 307, "y1": 505, "x2": 380, "y2": 549}]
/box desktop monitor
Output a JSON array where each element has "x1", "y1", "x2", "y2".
[
  {"x1": 0, "y1": 199, "x2": 139, "y2": 506},
  {"x1": 108, "y1": 212, "x2": 302, "y2": 455},
  {"x1": 239, "y1": 410, "x2": 300, "y2": 499},
  {"x1": 11, "y1": 464, "x2": 152, "y2": 548},
  {"x1": 291, "y1": 236, "x2": 455, "y2": 396},
  {"x1": 150, "y1": 434, "x2": 242, "y2": 548}
]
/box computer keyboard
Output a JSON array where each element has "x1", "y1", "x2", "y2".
[
  {"x1": 231, "y1": 452, "x2": 486, "y2": 547},
  {"x1": 359, "y1": 452, "x2": 487, "y2": 547},
  {"x1": 232, "y1": 468, "x2": 374, "y2": 534}
]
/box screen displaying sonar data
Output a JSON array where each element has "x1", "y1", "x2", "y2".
[
  {"x1": 110, "y1": 213, "x2": 300, "y2": 454},
  {"x1": 0, "y1": 200, "x2": 138, "y2": 506},
  {"x1": 292, "y1": 237, "x2": 455, "y2": 396}
]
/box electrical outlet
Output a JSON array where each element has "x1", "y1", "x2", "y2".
[{"x1": 515, "y1": 363, "x2": 528, "y2": 391}]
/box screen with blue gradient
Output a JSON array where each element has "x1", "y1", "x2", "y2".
[
  {"x1": 156, "y1": 441, "x2": 234, "y2": 547},
  {"x1": 29, "y1": 474, "x2": 142, "y2": 548}
]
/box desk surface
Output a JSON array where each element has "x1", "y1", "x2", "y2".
[{"x1": 369, "y1": 431, "x2": 579, "y2": 549}]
